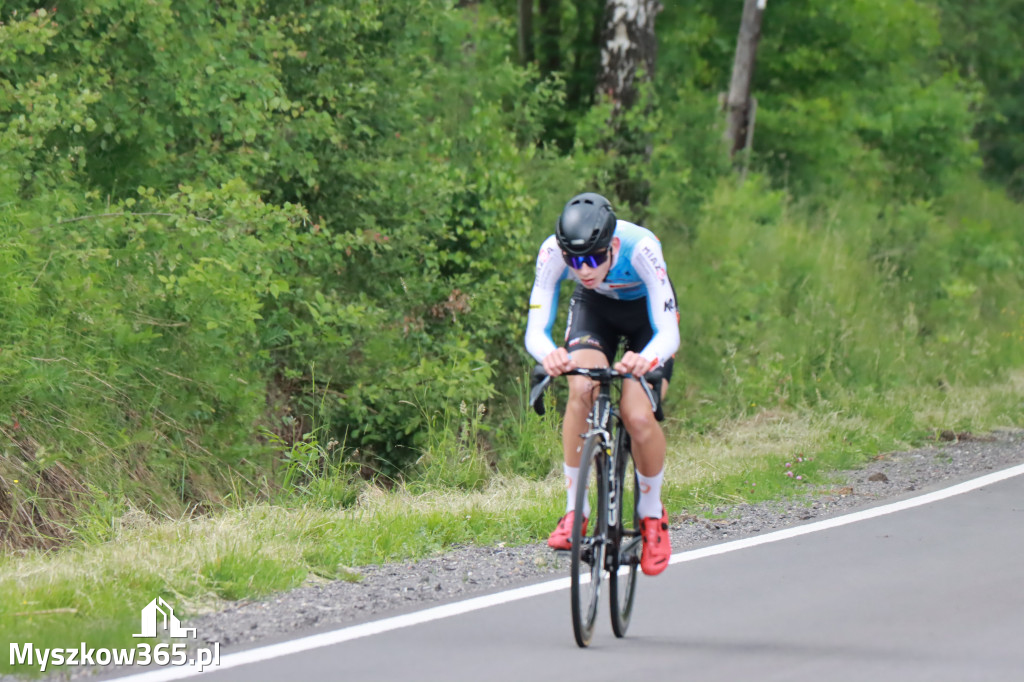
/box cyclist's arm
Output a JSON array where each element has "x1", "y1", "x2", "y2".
[
  {"x1": 525, "y1": 235, "x2": 569, "y2": 363},
  {"x1": 630, "y1": 235, "x2": 680, "y2": 372}
]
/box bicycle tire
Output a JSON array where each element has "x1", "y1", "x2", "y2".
[
  {"x1": 609, "y1": 432, "x2": 640, "y2": 638},
  {"x1": 571, "y1": 433, "x2": 607, "y2": 648}
]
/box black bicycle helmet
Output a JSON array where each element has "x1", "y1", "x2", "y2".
[{"x1": 555, "y1": 192, "x2": 617, "y2": 256}]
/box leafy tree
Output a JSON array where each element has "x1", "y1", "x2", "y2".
[
  {"x1": 750, "y1": 0, "x2": 979, "y2": 199},
  {"x1": 655, "y1": 0, "x2": 979, "y2": 201},
  {"x1": 932, "y1": 0, "x2": 1024, "y2": 196}
]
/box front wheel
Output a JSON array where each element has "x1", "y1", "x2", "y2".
[
  {"x1": 609, "y1": 440, "x2": 640, "y2": 638},
  {"x1": 571, "y1": 434, "x2": 607, "y2": 648}
]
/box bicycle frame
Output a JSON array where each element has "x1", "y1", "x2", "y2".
[
  {"x1": 584, "y1": 383, "x2": 644, "y2": 573},
  {"x1": 579, "y1": 378, "x2": 627, "y2": 568}
]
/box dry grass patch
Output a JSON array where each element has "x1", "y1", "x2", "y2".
[
  {"x1": 664, "y1": 408, "x2": 870, "y2": 488},
  {"x1": 912, "y1": 370, "x2": 1024, "y2": 433}
]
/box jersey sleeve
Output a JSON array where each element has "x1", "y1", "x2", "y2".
[
  {"x1": 524, "y1": 235, "x2": 568, "y2": 363},
  {"x1": 629, "y1": 235, "x2": 680, "y2": 371}
]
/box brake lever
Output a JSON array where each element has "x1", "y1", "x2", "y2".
[
  {"x1": 528, "y1": 367, "x2": 552, "y2": 416},
  {"x1": 633, "y1": 374, "x2": 658, "y2": 413}
]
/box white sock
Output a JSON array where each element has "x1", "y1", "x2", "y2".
[
  {"x1": 564, "y1": 463, "x2": 591, "y2": 517},
  {"x1": 637, "y1": 466, "x2": 665, "y2": 519}
]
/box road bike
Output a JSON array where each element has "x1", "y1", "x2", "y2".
[{"x1": 530, "y1": 365, "x2": 662, "y2": 647}]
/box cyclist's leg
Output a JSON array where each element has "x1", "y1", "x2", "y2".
[
  {"x1": 617, "y1": 297, "x2": 669, "y2": 512},
  {"x1": 548, "y1": 289, "x2": 616, "y2": 549},
  {"x1": 619, "y1": 380, "x2": 665, "y2": 479},
  {"x1": 616, "y1": 303, "x2": 672, "y2": 574},
  {"x1": 621, "y1": 379, "x2": 671, "y2": 575},
  {"x1": 561, "y1": 286, "x2": 616, "y2": 469},
  {"x1": 547, "y1": 346, "x2": 607, "y2": 549},
  {"x1": 563, "y1": 348, "x2": 608, "y2": 466}
]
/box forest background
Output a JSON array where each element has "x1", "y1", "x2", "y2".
[{"x1": 2, "y1": 0, "x2": 1024, "y2": 661}]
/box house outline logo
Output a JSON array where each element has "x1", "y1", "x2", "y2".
[{"x1": 133, "y1": 597, "x2": 197, "y2": 639}]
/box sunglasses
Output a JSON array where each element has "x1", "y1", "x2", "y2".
[{"x1": 562, "y1": 249, "x2": 611, "y2": 269}]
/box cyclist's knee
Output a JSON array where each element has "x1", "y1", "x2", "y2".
[
  {"x1": 565, "y1": 376, "x2": 596, "y2": 412},
  {"x1": 621, "y1": 401, "x2": 659, "y2": 437}
]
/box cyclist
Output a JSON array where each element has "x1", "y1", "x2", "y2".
[{"x1": 525, "y1": 192, "x2": 679, "y2": 576}]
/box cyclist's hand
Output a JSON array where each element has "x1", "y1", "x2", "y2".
[
  {"x1": 542, "y1": 348, "x2": 576, "y2": 376},
  {"x1": 614, "y1": 351, "x2": 652, "y2": 377}
]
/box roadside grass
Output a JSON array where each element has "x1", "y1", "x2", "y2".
[
  {"x1": 0, "y1": 477, "x2": 565, "y2": 676},
  {"x1": 663, "y1": 373, "x2": 1024, "y2": 514},
  {"x1": 1, "y1": 373, "x2": 1022, "y2": 676}
]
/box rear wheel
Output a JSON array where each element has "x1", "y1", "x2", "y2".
[
  {"x1": 609, "y1": 432, "x2": 640, "y2": 638},
  {"x1": 571, "y1": 434, "x2": 607, "y2": 648}
]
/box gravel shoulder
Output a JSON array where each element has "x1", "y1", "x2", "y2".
[{"x1": 187, "y1": 428, "x2": 1024, "y2": 651}]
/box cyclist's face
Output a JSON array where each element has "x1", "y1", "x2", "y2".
[{"x1": 570, "y1": 239, "x2": 618, "y2": 289}]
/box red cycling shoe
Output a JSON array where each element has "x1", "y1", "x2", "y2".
[
  {"x1": 640, "y1": 506, "x2": 671, "y2": 576},
  {"x1": 547, "y1": 511, "x2": 588, "y2": 550}
]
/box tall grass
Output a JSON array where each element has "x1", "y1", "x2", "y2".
[{"x1": 662, "y1": 175, "x2": 1024, "y2": 430}]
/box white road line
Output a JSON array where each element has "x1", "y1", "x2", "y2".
[{"x1": 117, "y1": 461, "x2": 1024, "y2": 681}]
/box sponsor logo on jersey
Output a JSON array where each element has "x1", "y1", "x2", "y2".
[
  {"x1": 568, "y1": 334, "x2": 604, "y2": 350},
  {"x1": 641, "y1": 245, "x2": 667, "y2": 284},
  {"x1": 537, "y1": 246, "x2": 556, "y2": 272}
]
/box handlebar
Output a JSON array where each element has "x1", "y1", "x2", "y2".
[{"x1": 528, "y1": 365, "x2": 664, "y2": 421}]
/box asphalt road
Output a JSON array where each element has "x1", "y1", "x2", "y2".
[{"x1": 119, "y1": 468, "x2": 1024, "y2": 682}]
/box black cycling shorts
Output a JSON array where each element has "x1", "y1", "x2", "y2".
[{"x1": 563, "y1": 285, "x2": 675, "y2": 383}]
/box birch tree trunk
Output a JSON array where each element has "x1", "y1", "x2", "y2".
[
  {"x1": 594, "y1": 0, "x2": 662, "y2": 210},
  {"x1": 595, "y1": 0, "x2": 662, "y2": 116}
]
